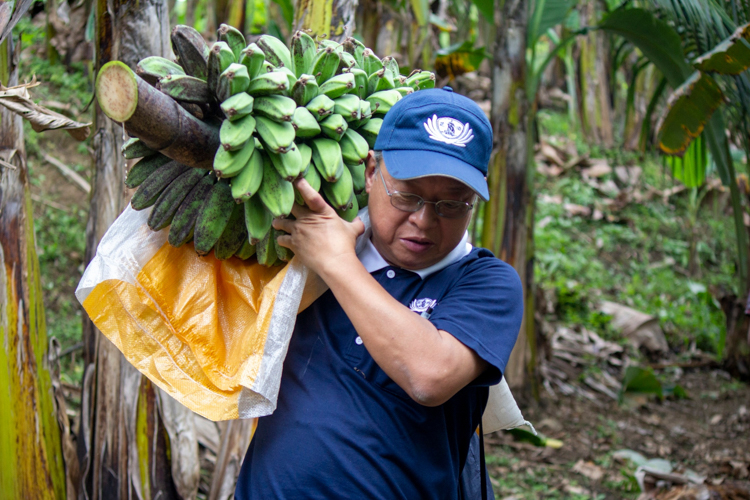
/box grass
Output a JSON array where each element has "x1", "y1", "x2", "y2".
[{"x1": 534, "y1": 110, "x2": 736, "y2": 356}]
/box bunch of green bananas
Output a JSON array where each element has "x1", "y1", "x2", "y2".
[{"x1": 125, "y1": 24, "x2": 436, "y2": 266}]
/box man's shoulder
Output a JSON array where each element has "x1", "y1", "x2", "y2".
[{"x1": 453, "y1": 247, "x2": 522, "y2": 287}]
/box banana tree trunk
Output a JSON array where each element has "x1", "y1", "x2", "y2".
[
  {"x1": 293, "y1": 0, "x2": 357, "y2": 41},
  {"x1": 577, "y1": 0, "x2": 613, "y2": 147},
  {"x1": 0, "y1": 24, "x2": 67, "y2": 500},
  {"x1": 78, "y1": 1, "x2": 199, "y2": 498},
  {"x1": 483, "y1": 0, "x2": 535, "y2": 393}
]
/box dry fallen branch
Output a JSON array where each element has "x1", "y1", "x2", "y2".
[
  {"x1": 0, "y1": 81, "x2": 91, "y2": 141},
  {"x1": 41, "y1": 153, "x2": 91, "y2": 194}
]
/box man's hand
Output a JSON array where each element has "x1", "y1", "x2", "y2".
[{"x1": 273, "y1": 178, "x2": 365, "y2": 277}]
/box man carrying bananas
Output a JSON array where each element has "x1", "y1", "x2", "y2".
[{"x1": 235, "y1": 87, "x2": 523, "y2": 499}]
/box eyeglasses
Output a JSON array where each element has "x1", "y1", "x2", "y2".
[{"x1": 378, "y1": 168, "x2": 475, "y2": 219}]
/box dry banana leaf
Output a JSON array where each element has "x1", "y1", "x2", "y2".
[
  {"x1": 694, "y1": 22, "x2": 750, "y2": 75},
  {"x1": 0, "y1": 81, "x2": 91, "y2": 141},
  {"x1": 0, "y1": 0, "x2": 34, "y2": 45}
]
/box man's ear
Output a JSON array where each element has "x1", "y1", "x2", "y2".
[{"x1": 364, "y1": 151, "x2": 378, "y2": 194}]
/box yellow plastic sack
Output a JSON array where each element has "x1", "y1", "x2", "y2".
[{"x1": 76, "y1": 206, "x2": 327, "y2": 421}]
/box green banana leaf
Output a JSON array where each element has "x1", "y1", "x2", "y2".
[
  {"x1": 665, "y1": 136, "x2": 707, "y2": 188},
  {"x1": 694, "y1": 22, "x2": 750, "y2": 75},
  {"x1": 658, "y1": 71, "x2": 724, "y2": 156},
  {"x1": 434, "y1": 41, "x2": 488, "y2": 77},
  {"x1": 598, "y1": 8, "x2": 693, "y2": 87},
  {"x1": 470, "y1": 0, "x2": 493, "y2": 24},
  {"x1": 528, "y1": 0, "x2": 574, "y2": 48},
  {"x1": 409, "y1": 0, "x2": 429, "y2": 27}
]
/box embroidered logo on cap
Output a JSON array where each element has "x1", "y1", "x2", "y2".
[{"x1": 424, "y1": 114, "x2": 474, "y2": 147}]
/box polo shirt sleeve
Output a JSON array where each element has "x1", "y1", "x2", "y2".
[{"x1": 427, "y1": 256, "x2": 523, "y2": 386}]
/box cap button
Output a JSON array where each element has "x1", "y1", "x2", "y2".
[{"x1": 443, "y1": 86, "x2": 454, "y2": 92}]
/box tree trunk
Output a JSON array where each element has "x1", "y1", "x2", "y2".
[
  {"x1": 0, "y1": 25, "x2": 67, "y2": 500},
  {"x1": 293, "y1": 0, "x2": 357, "y2": 41},
  {"x1": 577, "y1": 0, "x2": 613, "y2": 147},
  {"x1": 483, "y1": 0, "x2": 534, "y2": 393},
  {"x1": 78, "y1": 1, "x2": 199, "y2": 498}
]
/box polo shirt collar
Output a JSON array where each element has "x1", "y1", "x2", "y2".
[{"x1": 355, "y1": 207, "x2": 473, "y2": 279}]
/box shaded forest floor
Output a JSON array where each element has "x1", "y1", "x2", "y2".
[{"x1": 487, "y1": 369, "x2": 750, "y2": 499}]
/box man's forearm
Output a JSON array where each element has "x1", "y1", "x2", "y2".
[{"x1": 318, "y1": 254, "x2": 486, "y2": 406}]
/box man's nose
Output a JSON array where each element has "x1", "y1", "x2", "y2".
[{"x1": 408, "y1": 202, "x2": 439, "y2": 228}]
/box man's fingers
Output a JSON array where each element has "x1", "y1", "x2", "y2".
[
  {"x1": 350, "y1": 216, "x2": 366, "y2": 237},
  {"x1": 293, "y1": 178, "x2": 330, "y2": 214},
  {"x1": 272, "y1": 217, "x2": 294, "y2": 233},
  {"x1": 275, "y1": 233, "x2": 293, "y2": 249}
]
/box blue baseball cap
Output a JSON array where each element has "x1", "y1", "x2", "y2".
[{"x1": 373, "y1": 86, "x2": 493, "y2": 201}]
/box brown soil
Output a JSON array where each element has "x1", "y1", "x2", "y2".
[{"x1": 487, "y1": 369, "x2": 750, "y2": 499}]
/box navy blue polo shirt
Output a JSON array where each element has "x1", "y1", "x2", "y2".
[{"x1": 235, "y1": 232, "x2": 523, "y2": 500}]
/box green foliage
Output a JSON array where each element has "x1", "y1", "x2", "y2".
[{"x1": 535, "y1": 112, "x2": 734, "y2": 355}]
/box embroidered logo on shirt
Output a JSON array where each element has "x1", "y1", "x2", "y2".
[
  {"x1": 409, "y1": 298, "x2": 437, "y2": 313},
  {"x1": 423, "y1": 114, "x2": 474, "y2": 147}
]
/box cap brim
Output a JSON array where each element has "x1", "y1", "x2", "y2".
[{"x1": 381, "y1": 150, "x2": 490, "y2": 201}]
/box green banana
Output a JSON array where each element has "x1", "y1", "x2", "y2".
[
  {"x1": 350, "y1": 99, "x2": 372, "y2": 129},
  {"x1": 214, "y1": 139, "x2": 255, "y2": 177},
  {"x1": 221, "y1": 92, "x2": 254, "y2": 121},
  {"x1": 168, "y1": 174, "x2": 217, "y2": 247},
  {"x1": 333, "y1": 94, "x2": 361, "y2": 122},
  {"x1": 171, "y1": 25, "x2": 210, "y2": 80},
  {"x1": 244, "y1": 194, "x2": 273, "y2": 244},
  {"x1": 220, "y1": 113, "x2": 256, "y2": 151},
  {"x1": 122, "y1": 137, "x2": 157, "y2": 160},
  {"x1": 298, "y1": 143, "x2": 312, "y2": 173},
  {"x1": 273, "y1": 230, "x2": 294, "y2": 262},
  {"x1": 258, "y1": 151, "x2": 295, "y2": 217},
  {"x1": 291, "y1": 31, "x2": 316, "y2": 78},
  {"x1": 310, "y1": 137, "x2": 345, "y2": 182},
  {"x1": 305, "y1": 94, "x2": 335, "y2": 122},
  {"x1": 362, "y1": 49, "x2": 383, "y2": 76},
  {"x1": 235, "y1": 239, "x2": 256, "y2": 260},
  {"x1": 193, "y1": 180, "x2": 236, "y2": 256},
  {"x1": 339, "y1": 128, "x2": 369, "y2": 165},
  {"x1": 125, "y1": 154, "x2": 173, "y2": 188},
  {"x1": 246, "y1": 71, "x2": 289, "y2": 96},
  {"x1": 347, "y1": 68, "x2": 368, "y2": 99},
  {"x1": 356, "y1": 192, "x2": 369, "y2": 211},
  {"x1": 317, "y1": 39, "x2": 343, "y2": 52},
  {"x1": 295, "y1": 162, "x2": 321, "y2": 205},
  {"x1": 157, "y1": 74, "x2": 212, "y2": 103},
  {"x1": 291, "y1": 74, "x2": 319, "y2": 106},
  {"x1": 253, "y1": 95, "x2": 296, "y2": 123},
  {"x1": 357, "y1": 117, "x2": 382, "y2": 148},
  {"x1": 320, "y1": 113, "x2": 348, "y2": 141},
  {"x1": 256, "y1": 228, "x2": 278, "y2": 267},
  {"x1": 335, "y1": 191, "x2": 359, "y2": 221},
  {"x1": 214, "y1": 203, "x2": 248, "y2": 260},
  {"x1": 257, "y1": 35, "x2": 293, "y2": 70},
  {"x1": 208, "y1": 41, "x2": 236, "y2": 96},
  {"x1": 367, "y1": 68, "x2": 395, "y2": 95},
  {"x1": 148, "y1": 168, "x2": 208, "y2": 230},
  {"x1": 255, "y1": 116, "x2": 296, "y2": 154},
  {"x1": 322, "y1": 165, "x2": 354, "y2": 210},
  {"x1": 261, "y1": 60, "x2": 275, "y2": 73},
  {"x1": 366, "y1": 89, "x2": 402, "y2": 115},
  {"x1": 395, "y1": 86, "x2": 415, "y2": 97},
  {"x1": 346, "y1": 161, "x2": 366, "y2": 194},
  {"x1": 130, "y1": 161, "x2": 189, "y2": 210},
  {"x1": 406, "y1": 70, "x2": 436, "y2": 90},
  {"x1": 311, "y1": 46, "x2": 341, "y2": 85},
  {"x1": 318, "y1": 72, "x2": 355, "y2": 99},
  {"x1": 343, "y1": 37, "x2": 366, "y2": 69},
  {"x1": 231, "y1": 147, "x2": 264, "y2": 202},
  {"x1": 274, "y1": 66, "x2": 298, "y2": 95},
  {"x1": 382, "y1": 56, "x2": 400, "y2": 80},
  {"x1": 338, "y1": 52, "x2": 358, "y2": 72},
  {"x1": 218, "y1": 24, "x2": 246, "y2": 61},
  {"x1": 239, "y1": 43, "x2": 266, "y2": 80},
  {"x1": 136, "y1": 56, "x2": 185, "y2": 85},
  {"x1": 291, "y1": 106, "x2": 321, "y2": 138},
  {"x1": 217, "y1": 63, "x2": 251, "y2": 102},
  {"x1": 267, "y1": 144, "x2": 303, "y2": 180}
]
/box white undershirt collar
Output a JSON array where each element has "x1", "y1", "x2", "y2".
[{"x1": 354, "y1": 207, "x2": 473, "y2": 279}]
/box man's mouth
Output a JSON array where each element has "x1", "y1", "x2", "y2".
[{"x1": 400, "y1": 237, "x2": 434, "y2": 253}]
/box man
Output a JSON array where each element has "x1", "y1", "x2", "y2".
[{"x1": 235, "y1": 87, "x2": 523, "y2": 499}]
